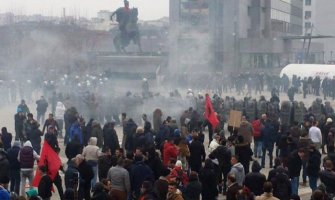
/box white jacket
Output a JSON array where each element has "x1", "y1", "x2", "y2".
[{"x1": 55, "y1": 102, "x2": 66, "y2": 120}]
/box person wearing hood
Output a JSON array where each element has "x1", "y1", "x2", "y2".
[
  {"x1": 1, "y1": 127, "x2": 12, "y2": 151},
  {"x1": 55, "y1": 101, "x2": 66, "y2": 138},
  {"x1": 244, "y1": 161, "x2": 266, "y2": 196},
  {"x1": 229, "y1": 155, "x2": 245, "y2": 186},
  {"x1": 167, "y1": 181, "x2": 184, "y2": 200},
  {"x1": 18, "y1": 140, "x2": 40, "y2": 197},
  {"x1": 6, "y1": 140, "x2": 21, "y2": 194},
  {"x1": 82, "y1": 137, "x2": 101, "y2": 189}
]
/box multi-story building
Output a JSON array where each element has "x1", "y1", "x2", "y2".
[
  {"x1": 169, "y1": 0, "x2": 324, "y2": 71},
  {"x1": 302, "y1": 0, "x2": 335, "y2": 63}
]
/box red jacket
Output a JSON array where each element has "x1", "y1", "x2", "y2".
[
  {"x1": 170, "y1": 166, "x2": 189, "y2": 186},
  {"x1": 163, "y1": 142, "x2": 178, "y2": 166},
  {"x1": 252, "y1": 119, "x2": 263, "y2": 138}
]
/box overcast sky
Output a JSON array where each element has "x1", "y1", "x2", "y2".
[{"x1": 0, "y1": 0, "x2": 169, "y2": 20}]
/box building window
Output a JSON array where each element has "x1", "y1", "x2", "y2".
[
  {"x1": 305, "y1": 11, "x2": 311, "y2": 19},
  {"x1": 305, "y1": 0, "x2": 311, "y2": 6},
  {"x1": 305, "y1": 22, "x2": 312, "y2": 29}
]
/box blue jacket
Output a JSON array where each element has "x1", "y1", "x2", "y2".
[
  {"x1": 130, "y1": 161, "x2": 154, "y2": 195},
  {"x1": 261, "y1": 122, "x2": 277, "y2": 147},
  {"x1": 69, "y1": 123, "x2": 83, "y2": 144},
  {"x1": 0, "y1": 187, "x2": 9, "y2": 200}
]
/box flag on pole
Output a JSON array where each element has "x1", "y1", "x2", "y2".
[{"x1": 205, "y1": 94, "x2": 219, "y2": 129}]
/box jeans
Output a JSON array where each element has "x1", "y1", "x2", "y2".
[
  {"x1": 254, "y1": 140, "x2": 263, "y2": 157},
  {"x1": 87, "y1": 161, "x2": 98, "y2": 189},
  {"x1": 10, "y1": 169, "x2": 21, "y2": 194},
  {"x1": 20, "y1": 169, "x2": 34, "y2": 196},
  {"x1": 309, "y1": 176, "x2": 318, "y2": 191},
  {"x1": 291, "y1": 176, "x2": 299, "y2": 195}
]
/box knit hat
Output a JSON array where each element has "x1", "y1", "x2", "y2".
[
  {"x1": 175, "y1": 160, "x2": 182, "y2": 168},
  {"x1": 327, "y1": 118, "x2": 333, "y2": 123}
]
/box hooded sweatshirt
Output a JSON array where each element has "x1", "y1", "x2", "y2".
[{"x1": 229, "y1": 162, "x2": 245, "y2": 186}]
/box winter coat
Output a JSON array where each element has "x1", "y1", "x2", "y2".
[
  {"x1": 163, "y1": 142, "x2": 178, "y2": 166},
  {"x1": 78, "y1": 160, "x2": 94, "y2": 187},
  {"x1": 55, "y1": 101, "x2": 66, "y2": 120},
  {"x1": 130, "y1": 161, "x2": 154, "y2": 196},
  {"x1": 170, "y1": 166, "x2": 189, "y2": 186},
  {"x1": 38, "y1": 174, "x2": 52, "y2": 199},
  {"x1": 145, "y1": 153, "x2": 163, "y2": 180},
  {"x1": 238, "y1": 121, "x2": 254, "y2": 144},
  {"x1": 244, "y1": 171, "x2": 266, "y2": 196},
  {"x1": 226, "y1": 182, "x2": 243, "y2": 200},
  {"x1": 229, "y1": 162, "x2": 245, "y2": 186},
  {"x1": 0, "y1": 186, "x2": 9, "y2": 200},
  {"x1": 199, "y1": 167, "x2": 218, "y2": 200},
  {"x1": 252, "y1": 119, "x2": 263, "y2": 141},
  {"x1": 65, "y1": 160, "x2": 81, "y2": 189},
  {"x1": 18, "y1": 141, "x2": 39, "y2": 169},
  {"x1": 208, "y1": 145, "x2": 232, "y2": 174},
  {"x1": 7, "y1": 144, "x2": 21, "y2": 170},
  {"x1": 36, "y1": 99, "x2": 48, "y2": 114},
  {"x1": 65, "y1": 140, "x2": 83, "y2": 161},
  {"x1": 271, "y1": 167, "x2": 291, "y2": 200},
  {"x1": 69, "y1": 122, "x2": 83, "y2": 144},
  {"x1": 0, "y1": 150, "x2": 9, "y2": 178},
  {"x1": 184, "y1": 180, "x2": 202, "y2": 200},
  {"x1": 90, "y1": 125, "x2": 103, "y2": 148},
  {"x1": 261, "y1": 122, "x2": 277, "y2": 148},
  {"x1": 102, "y1": 125, "x2": 119, "y2": 154},
  {"x1": 82, "y1": 137, "x2": 100, "y2": 162},
  {"x1": 319, "y1": 169, "x2": 335, "y2": 194},
  {"x1": 27, "y1": 124, "x2": 43, "y2": 153},
  {"x1": 306, "y1": 149, "x2": 321, "y2": 177},
  {"x1": 44, "y1": 131, "x2": 60, "y2": 152},
  {"x1": 98, "y1": 155, "x2": 112, "y2": 180},
  {"x1": 287, "y1": 150, "x2": 302, "y2": 178},
  {"x1": 189, "y1": 140, "x2": 206, "y2": 172},
  {"x1": 124, "y1": 119, "x2": 137, "y2": 152},
  {"x1": 1, "y1": 131, "x2": 12, "y2": 151},
  {"x1": 154, "y1": 178, "x2": 169, "y2": 200}
]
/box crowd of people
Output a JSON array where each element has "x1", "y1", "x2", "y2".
[{"x1": 0, "y1": 93, "x2": 333, "y2": 200}]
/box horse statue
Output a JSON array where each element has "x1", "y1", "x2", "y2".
[{"x1": 111, "y1": 6, "x2": 142, "y2": 53}]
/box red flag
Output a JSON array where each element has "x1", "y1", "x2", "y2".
[
  {"x1": 32, "y1": 141, "x2": 61, "y2": 189},
  {"x1": 205, "y1": 94, "x2": 219, "y2": 129}
]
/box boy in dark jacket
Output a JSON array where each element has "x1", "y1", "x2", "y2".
[
  {"x1": 288, "y1": 148, "x2": 305, "y2": 195},
  {"x1": 306, "y1": 144, "x2": 321, "y2": 191},
  {"x1": 38, "y1": 166, "x2": 52, "y2": 200},
  {"x1": 6, "y1": 141, "x2": 21, "y2": 194}
]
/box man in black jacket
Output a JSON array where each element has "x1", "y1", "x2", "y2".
[
  {"x1": 208, "y1": 138, "x2": 231, "y2": 193},
  {"x1": 288, "y1": 148, "x2": 305, "y2": 195},
  {"x1": 6, "y1": 141, "x2": 21, "y2": 194},
  {"x1": 306, "y1": 144, "x2": 321, "y2": 191},
  {"x1": 319, "y1": 160, "x2": 335, "y2": 196}
]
